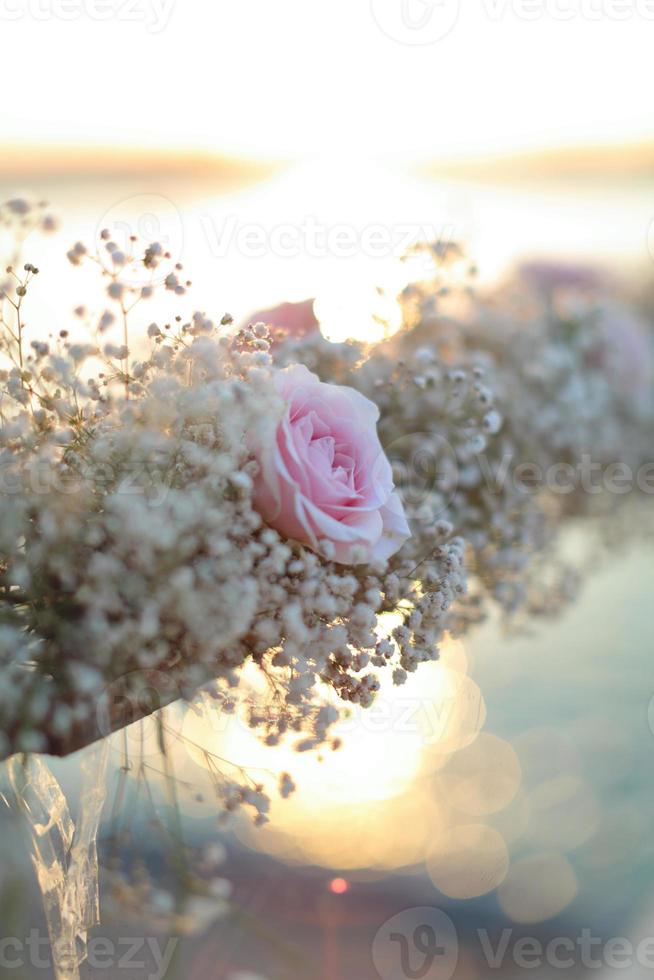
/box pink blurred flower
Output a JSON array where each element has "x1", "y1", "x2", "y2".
[
  {"x1": 519, "y1": 260, "x2": 603, "y2": 294},
  {"x1": 244, "y1": 298, "x2": 319, "y2": 343},
  {"x1": 252, "y1": 365, "x2": 410, "y2": 564},
  {"x1": 592, "y1": 305, "x2": 653, "y2": 398}
]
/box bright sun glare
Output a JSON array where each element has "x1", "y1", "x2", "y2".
[{"x1": 157, "y1": 632, "x2": 490, "y2": 870}]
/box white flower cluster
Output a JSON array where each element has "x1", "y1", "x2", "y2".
[{"x1": 0, "y1": 314, "x2": 276, "y2": 754}]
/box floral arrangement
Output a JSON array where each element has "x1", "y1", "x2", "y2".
[
  {"x1": 1, "y1": 204, "x2": 653, "y2": 778},
  {"x1": 0, "y1": 202, "x2": 652, "y2": 979}
]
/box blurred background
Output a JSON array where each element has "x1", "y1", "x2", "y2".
[{"x1": 0, "y1": 1, "x2": 653, "y2": 977}]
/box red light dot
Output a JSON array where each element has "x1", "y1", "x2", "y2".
[{"x1": 329, "y1": 877, "x2": 349, "y2": 895}]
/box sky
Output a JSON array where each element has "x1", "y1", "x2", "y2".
[{"x1": 1, "y1": 0, "x2": 653, "y2": 161}]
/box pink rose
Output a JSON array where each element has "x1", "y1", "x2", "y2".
[
  {"x1": 243, "y1": 298, "x2": 319, "y2": 344},
  {"x1": 252, "y1": 365, "x2": 411, "y2": 564},
  {"x1": 592, "y1": 305, "x2": 653, "y2": 398},
  {"x1": 519, "y1": 260, "x2": 603, "y2": 294}
]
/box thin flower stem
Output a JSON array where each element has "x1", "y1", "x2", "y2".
[{"x1": 121, "y1": 303, "x2": 130, "y2": 400}]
